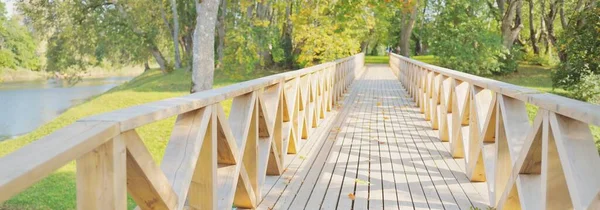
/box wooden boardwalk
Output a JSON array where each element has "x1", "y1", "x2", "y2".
[{"x1": 257, "y1": 64, "x2": 490, "y2": 210}]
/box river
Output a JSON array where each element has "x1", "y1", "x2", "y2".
[{"x1": 0, "y1": 77, "x2": 133, "y2": 142}]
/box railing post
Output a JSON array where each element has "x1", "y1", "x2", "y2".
[{"x1": 76, "y1": 136, "x2": 127, "y2": 210}]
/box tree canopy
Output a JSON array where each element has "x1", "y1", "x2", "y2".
[{"x1": 3, "y1": 0, "x2": 599, "y2": 101}]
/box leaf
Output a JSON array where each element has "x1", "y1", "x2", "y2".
[
  {"x1": 376, "y1": 102, "x2": 382, "y2": 106},
  {"x1": 299, "y1": 155, "x2": 306, "y2": 160},
  {"x1": 348, "y1": 193, "x2": 356, "y2": 200},
  {"x1": 355, "y1": 179, "x2": 370, "y2": 185}
]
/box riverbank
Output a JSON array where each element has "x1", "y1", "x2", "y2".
[
  {"x1": 0, "y1": 66, "x2": 144, "y2": 83},
  {"x1": 0, "y1": 68, "x2": 277, "y2": 209}
]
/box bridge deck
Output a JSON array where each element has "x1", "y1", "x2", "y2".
[{"x1": 257, "y1": 65, "x2": 490, "y2": 210}]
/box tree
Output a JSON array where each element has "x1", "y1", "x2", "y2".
[
  {"x1": 430, "y1": 0, "x2": 507, "y2": 75},
  {"x1": 527, "y1": 0, "x2": 540, "y2": 54},
  {"x1": 499, "y1": 0, "x2": 524, "y2": 50},
  {"x1": 0, "y1": 2, "x2": 40, "y2": 70},
  {"x1": 19, "y1": 0, "x2": 171, "y2": 73},
  {"x1": 171, "y1": 0, "x2": 182, "y2": 68},
  {"x1": 552, "y1": 1, "x2": 599, "y2": 94},
  {"x1": 190, "y1": 0, "x2": 220, "y2": 93},
  {"x1": 399, "y1": 0, "x2": 419, "y2": 56}
]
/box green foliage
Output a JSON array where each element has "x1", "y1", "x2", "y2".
[
  {"x1": 292, "y1": 0, "x2": 370, "y2": 67},
  {"x1": 0, "y1": 2, "x2": 40, "y2": 70},
  {"x1": 569, "y1": 73, "x2": 600, "y2": 103},
  {"x1": 552, "y1": 2, "x2": 600, "y2": 103},
  {"x1": 20, "y1": 0, "x2": 169, "y2": 72},
  {"x1": 522, "y1": 49, "x2": 558, "y2": 66},
  {"x1": 429, "y1": 0, "x2": 507, "y2": 75}
]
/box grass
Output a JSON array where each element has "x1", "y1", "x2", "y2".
[
  {"x1": 0, "y1": 68, "x2": 275, "y2": 209},
  {"x1": 365, "y1": 55, "x2": 389, "y2": 64}
]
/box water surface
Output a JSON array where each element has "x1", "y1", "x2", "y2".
[{"x1": 0, "y1": 77, "x2": 132, "y2": 141}]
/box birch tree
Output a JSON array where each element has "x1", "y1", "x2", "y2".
[{"x1": 190, "y1": 0, "x2": 221, "y2": 93}]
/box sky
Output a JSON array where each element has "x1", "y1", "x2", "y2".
[{"x1": 2, "y1": 0, "x2": 15, "y2": 17}]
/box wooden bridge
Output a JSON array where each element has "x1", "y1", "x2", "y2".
[{"x1": 1, "y1": 53, "x2": 599, "y2": 210}]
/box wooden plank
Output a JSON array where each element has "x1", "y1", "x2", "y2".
[
  {"x1": 320, "y1": 91, "x2": 361, "y2": 210},
  {"x1": 391, "y1": 53, "x2": 600, "y2": 127},
  {"x1": 76, "y1": 136, "x2": 127, "y2": 210},
  {"x1": 216, "y1": 104, "x2": 239, "y2": 165},
  {"x1": 160, "y1": 107, "x2": 212, "y2": 210},
  {"x1": 0, "y1": 121, "x2": 119, "y2": 203},
  {"x1": 303, "y1": 93, "x2": 355, "y2": 209},
  {"x1": 542, "y1": 116, "x2": 573, "y2": 210},
  {"x1": 288, "y1": 101, "x2": 352, "y2": 209},
  {"x1": 189, "y1": 107, "x2": 217, "y2": 210},
  {"x1": 216, "y1": 92, "x2": 258, "y2": 209},
  {"x1": 548, "y1": 113, "x2": 600, "y2": 209},
  {"x1": 123, "y1": 130, "x2": 178, "y2": 210},
  {"x1": 379, "y1": 80, "x2": 401, "y2": 210},
  {"x1": 236, "y1": 98, "x2": 260, "y2": 206},
  {"x1": 267, "y1": 105, "x2": 341, "y2": 209}
]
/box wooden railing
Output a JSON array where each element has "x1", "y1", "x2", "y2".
[
  {"x1": 0, "y1": 53, "x2": 365, "y2": 209},
  {"x1": 389, "y1": 53, "x2": 600, "y2": 209}
]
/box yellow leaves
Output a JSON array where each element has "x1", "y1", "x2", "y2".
[
  {"x1": 348, "y1": 193, "x2": 356, "y2": 200},
  {"x1": 383, "y1": 116, "x2": 389, "y2": 120},
  {"x1": 376, "y1": 102, "x2": 382, "y2": 106},
  {"x1": 299, "y1": 155, "x2": 306, "y2": 160},
  {"x1": 331, "y1": 127, "x2": 341, "y2": 133},
  {"x1": 355, "y1": 179, "x2": 370, "y2": 185}
]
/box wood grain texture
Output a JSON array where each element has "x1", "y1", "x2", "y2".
[{"x1": 391, "y1": 53, "x2": 600, "y2": 210}]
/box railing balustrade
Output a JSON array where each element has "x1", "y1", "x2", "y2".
[
  {"x1": 0, "y1": 53, "x2": 365, "y2": 209},
  {"x1": 390, "y1": 53, "x2": 600, "y2": 209}
]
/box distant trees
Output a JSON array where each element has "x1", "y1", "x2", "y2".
[
  {"x1": 0, "y1": 2, "x2": 39, "y2": 70},
  {"x1": 553, "y1": 1, "x2": 599, "y2": 102}
]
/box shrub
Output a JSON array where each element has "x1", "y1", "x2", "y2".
[
  {"x1": 569, "y1": 72, "x2": 600, "y2": 104},
  {"x1": 552, "y1": 3, "x2": 599, "y2": 91}
]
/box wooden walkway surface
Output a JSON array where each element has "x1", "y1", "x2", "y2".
[{"x1": 257, "y1": 64, "x2": 490, "y2": 210}]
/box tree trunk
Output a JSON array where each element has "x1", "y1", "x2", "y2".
[
  {"x1": 171, "y1": 0, "x2": 182, "y2": 68},
  {"x1": 144, "y1": 61, "x2": 150, "y2": 72},
  {"x1": 190, "y1": 0, "x2": 220, "y2": 93},
  {"x1": 414, "y1": 37, "x2": 423, "y2": 55},
  {"x1": 500, "y1": 0, "x2": 524, "y2": 50},
  {"x1": 281, "y1": 1, "x2": 294, "y2": 67},
  {"x1": 545, "y1": 0, "x2": 563, "y2": 60},
  {"x1": 149, "y1": 44, "x2": 168, "y2": 74},
  {"x1": 400, "y1": 1, "x2": 419, "y2": 57},
  {"x1": 361, "y1": 42, "x2": 369, "y2": 53},
  {"x1": 528, "y1": 0, "x2": 539, "y2": 54},
  {"x1": 216, "y1": 0, "x2": 227, "y2": 67}
]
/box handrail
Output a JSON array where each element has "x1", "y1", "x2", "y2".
[
  {"x1": 0, "y1": 53, "x2": 365, "y2": 209},
  {"x1": 389, "y1": 53, "x2": 600, "y2": 209}
]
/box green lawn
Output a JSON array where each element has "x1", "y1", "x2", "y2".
[
  {"x1": 0, "y1": 69, "x2": 273, "y2": 209},
  {"x1": 365, "y1": 55, "x2": 389, "y2": 64}
]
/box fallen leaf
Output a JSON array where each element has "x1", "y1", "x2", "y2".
[
  {"x1": 376, "y1": 102, "x2": 382, "y2": 106},
  {"x1": 383, "y1": 116, "x2": 389, "y2": 120},
  {"x1": 355, "y1": 179, "x2": 370, "y2": 185},
  {"x1": 378, "y1": 141, "x2": 386, "y2": 144},
  {"x1": 299, "y1": 155, "x2": 306, "y2": 160},
  {"x1": 348, "y1": 193, "x2": 356, "y2": 200}
]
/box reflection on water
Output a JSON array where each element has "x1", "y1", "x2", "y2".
[{"x1": 0, "y1": 77, "x2": 132, "y2": 141}]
